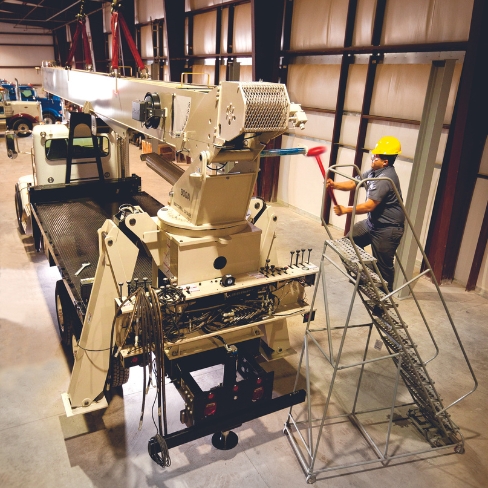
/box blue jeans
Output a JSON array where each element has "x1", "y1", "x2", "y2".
[{"x1": 349, "y1": 220, "x2": 404, "y2": 292}]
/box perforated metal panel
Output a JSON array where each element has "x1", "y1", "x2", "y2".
[
  {"x1": 34, "y1": 191, "x2": 163, "y2": 308},
  {"x1": 240, "y1": 83, "x2": 289, "y2": 132}
]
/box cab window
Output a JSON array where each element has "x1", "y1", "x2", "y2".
[
  {"x1": 21, "y1": 88, "x2": 36, "y2": 99},
  {"x1": 45, "y1": 136, "x2": 110, "y2": 160}
]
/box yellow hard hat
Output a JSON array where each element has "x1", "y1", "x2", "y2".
[{"x1": 371, "y1": 136, "x2": 402, "y2": 155}]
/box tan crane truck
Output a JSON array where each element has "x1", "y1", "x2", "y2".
[{"x1": 12, "y1": 65, "x2": 316, "y2": 460}]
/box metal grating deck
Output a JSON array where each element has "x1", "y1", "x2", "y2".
[{"x1": 33, "y1": 191, "x2": 163, "y2": 310}]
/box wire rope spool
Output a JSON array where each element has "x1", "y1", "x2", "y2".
[{"x1": 143, "y1": 92, "x2": 161, "y2": 129}]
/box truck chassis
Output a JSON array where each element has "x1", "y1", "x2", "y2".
[{"x1": 29, "y1": 175, "x2": 313, "y2": 456}]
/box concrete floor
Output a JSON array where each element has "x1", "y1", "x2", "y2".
[{"x1": 0, "y1": 133, "x2": 487, "y2": 488}]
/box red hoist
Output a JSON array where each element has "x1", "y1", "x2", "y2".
[
  {"x1": 65, "y1": 0, "x2": 146, "y2": 78},
  {"x1": 65, "y1": 0, "x2": 94, "y2": 70},
  {"x1": 110, "y1": 0, "x2": 146, "y2": 77}
]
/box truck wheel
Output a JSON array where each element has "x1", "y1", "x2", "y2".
[
  {"x1": 55, "y1": 282, "x2": 83, "y2": 367},
  {"x1": 109, "y1": 357, "x2": 130, "y2": 388},
  {"x1": 72, "y1": 334, "x2": 80, "y2": 360},
  {"x1": 55, "y1": 280, "x2": 73, "y2": 348},
  {"x1": 12, "y1": 118, "x2": 32, "y2": 137},
  {"x1": 14, "y1": 183, "x2": 26, "y2": 234},
  {"x1": 42, "y1": 112, "x2": 56, "y2": 124}
]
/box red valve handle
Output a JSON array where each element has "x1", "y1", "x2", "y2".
[
  {"x1": 306, "y1": 146, "x2": 338, "y2": 205},
  {"x1": 306, "y1": 146, "x2": 327, "y2": 157}
]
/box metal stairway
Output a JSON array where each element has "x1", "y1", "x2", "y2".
[
  {"x1": 327, "y1": 237, "x2": 459, "y2": 447},
  {"x1": 284, "y1": 166, "x2": 477, "y2": 483}
]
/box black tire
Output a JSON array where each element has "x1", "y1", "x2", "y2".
[
  {"x1": 55, "y1": 280, "x2": 74, "y2": 348},
  {"x1": 32, "y1": 218, "x2": 43, "y2": 252},
  {"x1": 42, "y1": 112, "x2": 56, "y2": 124},
  {"x1": 12, "y1": 118, "x2": 32, "y2": 137},
  {"x1": 55, "y1": 282, "x2": 84, "y2": 369},
  {"x1": 14, "y1": 183, "x2": 25, "y2": 234},
  {"x1": 109, "y1": 357, "x2": 130, "y2": 388},
  {"x1": 71, "y1": 333, "x2": 80, "y2": 361}
]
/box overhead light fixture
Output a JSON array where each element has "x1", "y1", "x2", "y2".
[{"x1": 3, "y1": 0, "x2": 44, "y2": 6}]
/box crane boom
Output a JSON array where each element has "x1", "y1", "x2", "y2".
[{"x1": 41, "y1": 66, "x2": 306, "y2": 230}]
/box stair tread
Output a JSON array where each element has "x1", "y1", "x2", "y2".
[
  {"x1": 326, "y1": 238, "x2": 377, "y2": 264},
  {"x1": 328, "y1": 237, "x2": 457, "y2": 439}
]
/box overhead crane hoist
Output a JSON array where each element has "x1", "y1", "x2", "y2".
[
  {"x1": 109, "y1": 0, "x2": 146, "y2": 78},
  {"x1": 64, "y1": 0, "x2": 94, "y2": 71},
  {"x1": 65, "y1": 0, "x2": 147, "y2": 78},
  {"x1": 24, "y1": 65, "x2": 315, "y2": 462}
]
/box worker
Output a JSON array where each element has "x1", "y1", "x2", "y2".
[{"x1": 326, "y1": 136, "x2": 404, "y2": 292}]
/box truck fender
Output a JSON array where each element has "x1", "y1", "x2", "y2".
[
  {"x1": 43, "y1": 107, "x2": 59, "y2": 117},
  {"x1": 42, "y1": 108, "x2": 61, "y2": 123},
  {"x1": 7, "y1": 113, "x2": 38, "y2": 128},
  {"x1": 11, "y1": 113, "x2": 38, "y2": 123}
]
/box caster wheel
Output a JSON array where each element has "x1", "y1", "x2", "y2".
[
  {"x1": 455, "y1": 444, "x2": 465, "y2": 454},
  {"x1": 306, "y1": 474, "x2": 316, "y2": 484}
]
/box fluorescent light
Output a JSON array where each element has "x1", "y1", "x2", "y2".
[{"x1": 3, "y1": 0, "x2": 44, "y2": 6}]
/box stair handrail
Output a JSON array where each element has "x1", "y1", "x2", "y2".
[{"x1": 322, "y1": 164, "x2": 478, "y2": 414}]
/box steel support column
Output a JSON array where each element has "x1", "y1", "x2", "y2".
[
  {"x1": 225, "y1": 5, "x2": 235, "y2": 81},
  {"x1": 251, "y1": 0, "x2": 284, "y2": 82},
  {"x1": 324, "y1": 54, "x2": 354, "y2": 224},
  {"x1": 345, "y1": 53, "x2": 382, "y2": 235},
  {"x1": 252, "y1": 0, "x2": 286, "y2": 202},
  {"x1": 119, "y1": 0, "x2": 137, "y2": 72},
  {"x1": 466, "y1": 201, "x2": 488, "y2": 291},
  {"x1": 163, "y1": 0, "x2": 186, "y2": 82},
  {"x1": 424, "y1": 0, "x2": 488, "y2": 282},
  {"x1": 279, "y1": 0, "x2": 294, "y2": 85},
  {"x1": 88, "y1": 10, "x2": 106, "y2": 72},
  {"x1": 53, "y1": 27, "x2": 69, "y2": 67},
  {"x1": 324, "y1": 0, "x2": 357, "y2": 223},
  {"x1": 395, "y1": 60, "x2": 455, "y2": 297},
  {"x1": 343, "y1": 0, "x2": 385, "y2": 234},
  {"x1": 215, "y1": 8, "x2": 222, "y2": 85}
]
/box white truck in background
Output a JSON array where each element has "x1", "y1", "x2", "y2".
[{"x1": 0, "y1": 86, "x2": 42, "y2": 136}]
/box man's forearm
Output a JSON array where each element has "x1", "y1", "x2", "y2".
[
  {"x1": 334, "y1": 199, "x2": 379, "y2": 216},
  {"x1": 338, "y1": 203, "x2": 369, "y2": 215},
  {"x1": 333, "y1": 180, "x2": 357, "y2": 191}
]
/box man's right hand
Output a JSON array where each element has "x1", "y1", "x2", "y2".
[
  {"x1": 333, "y1": 205, "x2": 348, "y2": 216},
  {"x1": 326, "y1": 178, "x2": 335, "y2": 189}
]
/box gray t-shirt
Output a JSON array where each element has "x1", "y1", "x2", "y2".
[{"x1": 358, "y1": 166, "x2": 404, "y2": 228}]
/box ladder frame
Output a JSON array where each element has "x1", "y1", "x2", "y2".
[
  {"x1": 65, "y1": 111, "x2": 105, "y2": 184},
  {"x1": 284, "y1": 165, "x2": 477, "y2": 483}
]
